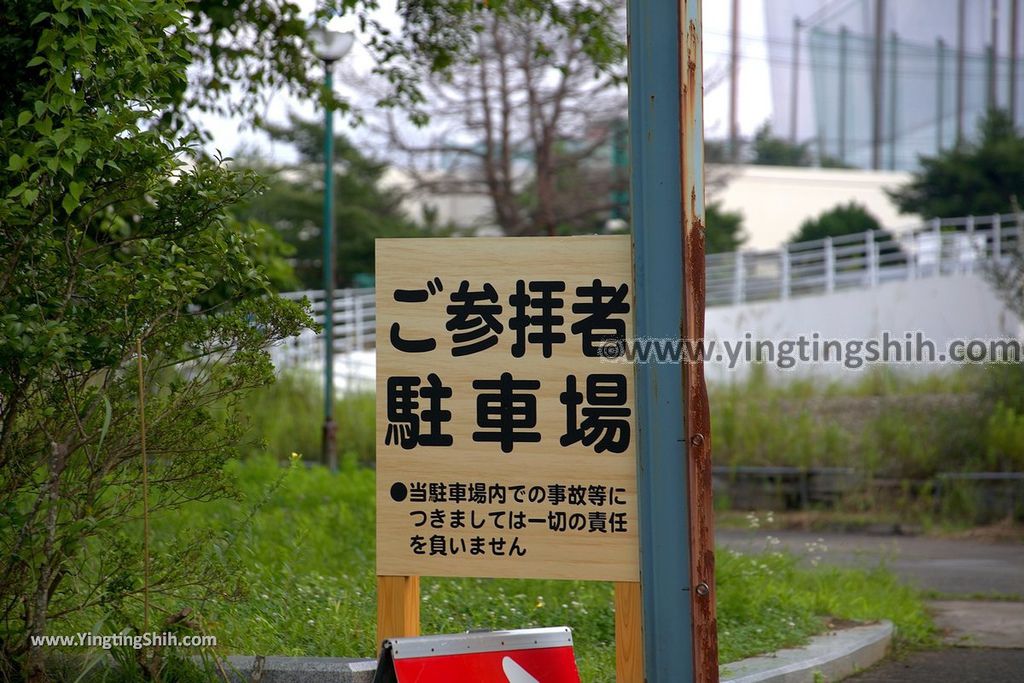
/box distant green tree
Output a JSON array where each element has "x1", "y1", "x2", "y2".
[
  {"x1": 888, "y1": 110, "x2": 1024, "y2": 219},
  {"x1": 704, "y1": 139, "x2": 731, "y2": 164},
  {"x1": 705, "y1": 202, "x2": 747, "y2": 253},
  {"x1": 233, "y1": 116, "x2": 424, "y2": 289},
  {"x1": 818, "y1": 153, "x2": 854, "y2": 169},
  {"x1": 789, "y1": 203, "x2": 906, "y2": 265},
  {"x1": 790, "y1": 202, "x2": 882, "y2": 243},
  {"x1": 751, "y1": 122, "x2": 811, "y2": 167}
]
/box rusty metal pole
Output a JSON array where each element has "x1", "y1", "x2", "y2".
[{"x1": 627, "y1": 0, "x2": 717, "y2": 680}]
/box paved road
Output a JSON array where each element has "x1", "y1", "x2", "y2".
[
  {"x1": 716, "y1": 529, "x2": 1024, "y2": 596},
  {"x1": 845, "y1": 648, "x2": 1024, "y2": 682}
]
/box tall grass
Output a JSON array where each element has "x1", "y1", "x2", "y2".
[
  {"x1": 241, "y1": 364, "x2": 1024, "y2": 478},
  {"x1": 237, "y1": 372, "x2": 375, "y2": 466},
  {"x1": 711, "y1": 364, "x2": 1024, "y2": 478},
  {"x1": 57, "y1": 458, "x2": 933, "y2": 682}
]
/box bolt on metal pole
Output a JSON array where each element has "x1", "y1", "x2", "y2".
[{"x1": 322, "y1": 62, "x2": 338, "y2": 472}]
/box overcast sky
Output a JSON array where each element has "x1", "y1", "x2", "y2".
[{"x1": 198, "y1": 1, "x2": 773, "y2": 164}]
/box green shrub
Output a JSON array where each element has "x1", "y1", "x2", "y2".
[
  {"x1": 986, "y1": 402, "x2": 1024, "y2": 470},
  {"x1": 0, "y1": 0, "x2": 312, "y2": 677}
]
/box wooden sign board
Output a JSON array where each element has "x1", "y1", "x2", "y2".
[{"x1": 375, "y1": 236, "x2": 639, "y2": 582}]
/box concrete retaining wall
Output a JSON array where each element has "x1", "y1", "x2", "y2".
[{"x1": 706, "y1": 272, "x2": 1022, "y2": 383}]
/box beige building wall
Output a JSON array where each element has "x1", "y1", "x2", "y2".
[
  {"x1": 386, "y1": 164, "x2": 921, "y2": 247},
  {"x1": 708, "y1": 164, "x2": 917, "y2": 250}
]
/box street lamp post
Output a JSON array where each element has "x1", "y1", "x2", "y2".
[{"x1": 310, "y1": 27, "x2": 355, "y2": 472}]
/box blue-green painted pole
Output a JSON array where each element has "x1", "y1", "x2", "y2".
[
  {"x1": 322, "y1": 65, "x2": 338, "y2": 471},
  {"x1": 628, "y1": 0, "x2": 717, "y2": 680}
]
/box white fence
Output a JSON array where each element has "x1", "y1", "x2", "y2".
[
  {"x1": 270, "y1": 288, "x2": 375, "y2": 370},
  {"x1": 270, "y1": 212, "x2": 1023, "y2": 370},
  {"x1": 707, "y1": 212, "x2": 1023, "y2": 306}
]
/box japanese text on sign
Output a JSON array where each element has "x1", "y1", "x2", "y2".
[{"x1": 376, "y1": 237, "x2": 639, "y2": 582}]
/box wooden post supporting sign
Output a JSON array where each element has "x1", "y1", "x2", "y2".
[{"x1": 377, "y1": 575, "x2": 419, "y2": 643}]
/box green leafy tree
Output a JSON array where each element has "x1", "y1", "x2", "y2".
[
  {"x1": 233, "y1": 116, "x2": 424, "y2": 289},
  {"x1": 5, "y1": 0, "x2": 624, "y2": 137},
  {"x1": 789, "y1": 203, "x2": 906, "y2": 269},
  {"x1": 789, "y1": 202, "x2": 883, "y2": 243},
  {"x1": 705, "y1": 202, "x2": 747, "y2": 253},
  {"x1": 183, "y1": 0, "x2": 625, "y2": 131},
  {"x1": 751, "y1": 122, "x2": 812, "y2": 167},
  {"x1": 0, "y1": 2, "x2": 311, "y2": 679},
  {"x1": 888, "y1": 110, "x2": 1024, "y2": 219}
]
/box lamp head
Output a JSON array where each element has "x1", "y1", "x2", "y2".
[{"x1": 310, "y1": 28, "x2": 355, "y2": 63}]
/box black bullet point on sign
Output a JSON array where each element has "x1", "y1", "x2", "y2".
[{"x1": 390, "y1": 482, "x2": 408, "y2": 502}]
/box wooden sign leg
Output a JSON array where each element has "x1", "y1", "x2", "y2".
[
  {"x1": 377, "y1": 575, "x2": 420, "y2": 646},
  {"x1": 615, "y1": 581, "x2": 643, "y2": 682}
]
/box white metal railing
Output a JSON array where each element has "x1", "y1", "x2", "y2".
[
  {"x1": 706, "y1": 212, "x2": 1023, "y2": 306},
  {"x1": 269, "y1": 212, "x2": 1023, "y2": 367},
  {"x1": 270, "y1": 287, "x2": 376, "y2": 369}
]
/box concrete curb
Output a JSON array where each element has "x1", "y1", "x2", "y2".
[
  {"x1": 198, "y1": 621, "x2": 891, "y2": 682},
  {"x1": 721, "y1": 620, "x2": 893, "y2": 683},
  {"x1": 213, "y1": 655, "x2": 377, "y2": 683}
]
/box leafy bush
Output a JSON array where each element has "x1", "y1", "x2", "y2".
[
  {"x1": 789, "y1": 202, "x2": 882, "y2": 244},
  {"x1": 888, "y1": 110, "x2": 1024, "y2": 219},
  {"x1": 986, "y1": 402, "x2": 1024, "y2": 470},
  {"x1": 705, "y1": 203, "x2": 747, "y2": 254},
  {"x1": 751, "y1": 122, "x2": 811, "y2": 167},
  {"x1": 0, "y1": 1, "x2": 311, "y2": 678}
]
